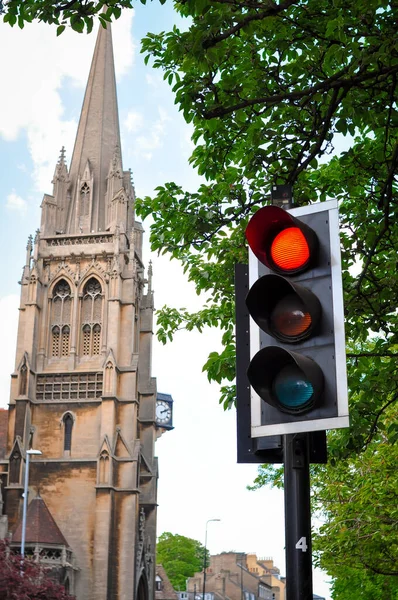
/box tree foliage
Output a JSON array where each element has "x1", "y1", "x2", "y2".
[
  {"x1": 328, "y1": 567, "x2": 398, "y2": 600},
  {"x1": 139, "y1": 1, "x2": 398, "y2": 596},
  {"x1": 137, "y1": 0, "x2": 398, "y2": 408},
  {"x1": 0, "y1": 0, "x2": 166, "y2": 35},
  {"x1": 156, "y1": 532, "x2": 208, "y2": 591},
  {"x1": 248, "y1": 339, "x2": 398, "y2": 596},
  {"x1": 0, "y1": 540, "x2": 75, "y2": 600}
]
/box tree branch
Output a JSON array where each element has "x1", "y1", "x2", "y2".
[
  {"x1": 202, "y1": 0, "x2": 299, "y2": 49},
  {"x1": 203, "y1": 64, "x2": 398, "y2": 119}
]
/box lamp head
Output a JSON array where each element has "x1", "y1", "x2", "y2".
[{"x1": 27, "y1": 449, "x2": 42, "y2": 456}]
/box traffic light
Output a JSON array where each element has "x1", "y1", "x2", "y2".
[{"x1": 244, "y1": 199, "x2": 349, "y2": 437}]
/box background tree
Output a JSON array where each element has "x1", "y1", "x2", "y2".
[
  {"x1": 0, "y1": 540, "x2": 75, "y2": 600},
  {"x1": 156, "y1": 532, "x2": 208, "y2": 591}
]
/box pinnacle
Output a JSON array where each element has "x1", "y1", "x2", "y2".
[{"x1": 58, "y1": 146, "x2": 66, "y2": 164}]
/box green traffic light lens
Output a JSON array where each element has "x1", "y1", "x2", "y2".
[{"x1": 273, "y1": 365, "x2": 314, "y2": 411}]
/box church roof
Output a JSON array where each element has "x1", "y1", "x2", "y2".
[
  {"x1": 12, "y1": 495, "x2": 69, "y2": 547},
  {"x1": 0, "y1": 408, "x2": 8, "y2": 460},
  {"x1": 68, "y1": 21, "x2": 122, "y2": 232}
]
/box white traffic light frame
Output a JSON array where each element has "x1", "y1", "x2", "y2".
[{"x1": 249, "y1": 199, "x2": 349, "y2": 437}]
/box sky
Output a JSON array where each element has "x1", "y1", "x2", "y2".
[{"x1": 0, "y1": 6, "x2": 332, "y2": 599}]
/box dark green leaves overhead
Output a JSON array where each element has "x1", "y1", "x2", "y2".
[
  {"x1": 139, "y1": 0, "x2": 398, "y2": 413},
  {"x1": 139, "y1": 3, "x2": 398, "y2": 593},
  {"x1": 1, "y1": 1, "x2": 164, "y2": 32}
]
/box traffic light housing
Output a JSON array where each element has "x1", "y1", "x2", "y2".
[{"x1": 244, "y1": 199, "x2": 349, "y2": 437}]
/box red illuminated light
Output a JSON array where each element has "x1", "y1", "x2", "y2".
[{"x1": 270, "y1": 227, "x2": 310, "y2": 272}]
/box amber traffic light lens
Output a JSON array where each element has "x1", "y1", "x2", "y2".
[
  {"x1": 270, "y1": 227, "x2": 310, "y2": 272},
  {"x1": 270, "y1": 294, "x2": 312, "y2": 339}
]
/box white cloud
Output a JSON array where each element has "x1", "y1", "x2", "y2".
[
  {"x1": 0, "y1": 11, "x2": 135, "y2": 192},
  {"x1": 135, "y1": 106, "x2": 172, "y2": 158},
  {"x1": 6, "y1": 191, "x2": 28, "y2": 216},
  {"x1": 0, "y1": 295, "x2": 19, "y2": 409},
  {"x1": 124, "y1": 110, "x2": 144, "y2": 133},
  {"x1": 113, "y1": 12, "x2": 135, "y2": 79},
  {"x1": 145, "y1": 72, "x2": 163, "y2": 88}
]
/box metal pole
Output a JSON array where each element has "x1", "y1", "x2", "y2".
[
  {"x1": 20, "y1": 449, "x2": 41, "y2": 573},
  {"x1": 21, "y1": 451, "x2": 30, "y2": 559},
  {"x1": 202, "y1": 526, "x2": 208, "y2": 600},
  {"x1": 202, "y1": 519, "x2": 220, "y2": 600},
  {"x1": 240, "y1": 559, "x2": 243, "y2": 600},
  {"x1": 284, "y1": 433, "x2": 313, "y2": 600}
]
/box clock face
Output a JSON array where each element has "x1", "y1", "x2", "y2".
[{"x1": 156, "y1": 400, "x2": 172, "y2": 425}]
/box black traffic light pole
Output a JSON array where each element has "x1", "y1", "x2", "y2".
[
  {"x1": 284, "y1": 433, "x2": 313, "y2": 600},
  {"x1": 270, "y1": 185, "x2": 313, "y2": 600}
]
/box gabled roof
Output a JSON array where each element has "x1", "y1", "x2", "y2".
[
  {"x1": 0, "y1": 409, "x2": 8, "y2": 460},
  {"x1": 156, "y1": 564, "x2": 178, "y2": 600},
  {"x1": 12, "y1": 495, "x2": 69, "y2": 547}
]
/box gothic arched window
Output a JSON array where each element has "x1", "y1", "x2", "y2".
[
  {"x1": 80, "y1": 182, "x2": 90, "y2": 216},
  {"x1": 9, "y1": 450, "x2": 21, "y2": 484},
  {"x1": 50, "y1": 280, "x2": 72, "y2": 358},
  {"x1": 80, "y1": 278, "x2": 103, "y2": 356},
  {"x1": 19, "y1": 363, "x2": 28, "y2": 396},
  {"x1": 63, "y1": 413, "x2": 73, "y2": 452},
  {"x1": 99, "y1": 450, "x2": 110, "y2": 484}
]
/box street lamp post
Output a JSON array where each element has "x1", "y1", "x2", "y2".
[
  {"x1": 21, "y1": 449, "x2": 42, "y2": 559},
  {"x1": 237, "y1": 556, "x2": 244, "y2": 600},
  {"x1": 202, "y1": 519, "x2": 220, "y2": 600}
]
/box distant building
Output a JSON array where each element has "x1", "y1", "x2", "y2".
[
  {"x1": 156, "y1": 564, "x2": 179, "y2": 600},
  {"x1": 186, "y1": 552, "x2": 285, "y2": 600}
]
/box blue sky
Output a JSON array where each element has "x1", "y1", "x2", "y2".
[{"x1": 0, "y1": 7, "x2": 332, "y2": 599}]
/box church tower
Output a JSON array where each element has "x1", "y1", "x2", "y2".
[{"x1": 3, "y1": 23, "x2": 159, "y2": 600}]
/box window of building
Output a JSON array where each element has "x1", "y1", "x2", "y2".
[
  {"x1": 19, "y1": 363, "x2": 28, "y2": 395},
  {"x1": 9, "y1": 450, "x2": 21, "y2": 484},
  {"x1": 80, "y1": 278, "x2": 103, "y2": 356},
  {"x1": 99, "y1": 450, "x2": 110, "y2": 484},
  {"x1": 63, "y1": 413, "x2": 73, "y2": 452},
  {"x1": 50, "y1": 280, "x2": 72, "y2": 358},
  {"x1": 155, "y1": 576, "x2": 162, "y2": 591},
  {"x1": 80, "y1": 182, "x2": 90, "y2": 216}
]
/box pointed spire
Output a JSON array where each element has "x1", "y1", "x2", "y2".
[
  {"x1": 59, "y1": 146, "x2": 66, "y2": 164},
  {"x1": 68, "y1": 23, "x2": 122, "y2": 233},
  {"x1": 52, "y1": 146, "x2": 69, "y2": 183},
  {"x1": 147, "y1": 260, "x2": 153, "y2": 293},
  {"x1": 26, "y1": 234, "x2": 33, "y2": 257},
  {"x1": 108, "y1": 143, "x2": 122, "y2": 178}
]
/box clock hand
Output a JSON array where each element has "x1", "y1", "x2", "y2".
[{"x1": 160, "y1": 408, "x2": 169, "y2": 414}]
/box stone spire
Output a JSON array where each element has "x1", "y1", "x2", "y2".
[
  {"x1": 52, "y1": 146, "x2": 68, "y2": 182},
  {"x1": 66, "y1": 23, "x2": 122, "y2": 234}
]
